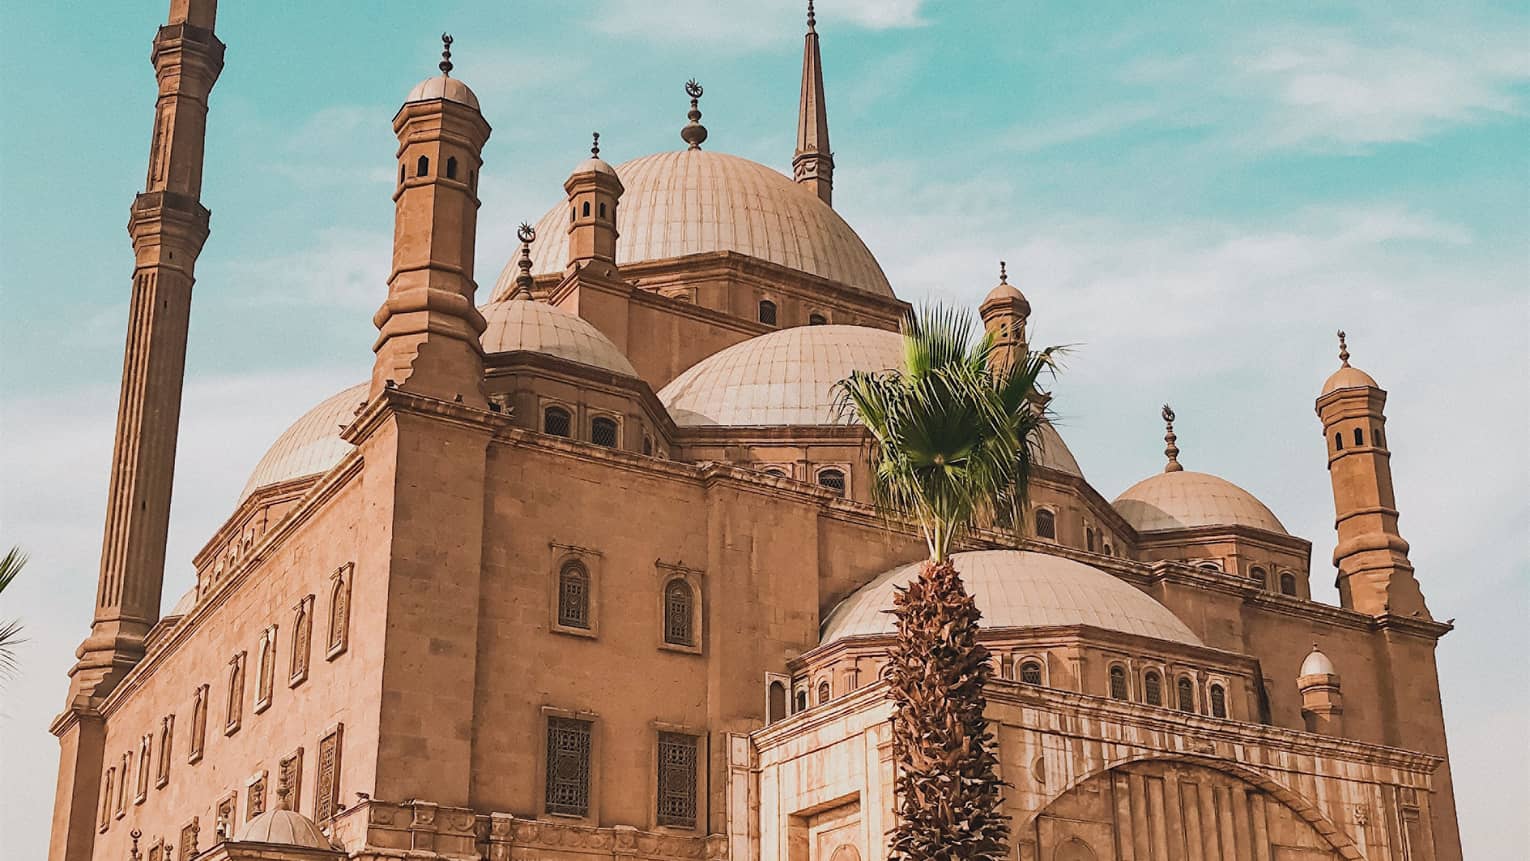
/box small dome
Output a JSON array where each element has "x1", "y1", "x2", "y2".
[
  {"x1": 656, "y1": 325, "x2": 1083, "y2": 475},
  {"x1": 1113, "y1": 470, "x2": 1286, "y2": 535},
  {"x1": 167, "y1": 586, "x2": 197, "y2": 617},
  {"x1": 570, "y1": 155, "x2": 618, "y2": 177},
  {"x1": 1321, "y1": 365, "x2": 1378, "y2": 396},
  {"x1": 238, "y1": 383, "x2": 368, "y2": 505},
  {"x1": 982, "y1": 281, "x2": 1029, "y2": 312},
  {"x1": 493, "y1": 149, "x2": 893, "y2": 299},
  {"x1": 480, "y1": 299, "x2": 637, "y2": 377},
  {"x1": 234, "y1": 808, "x2": 334, "y2": 850},
  {"x1": 822, "y1": 550, "x2": 1201, "y2": 646},
  {"x1": 404, "y1": 75, "x2": 480, "y2": 110},
  {"x1": 1300, "y1": 645, "x2": 1337, "y2": 677}
]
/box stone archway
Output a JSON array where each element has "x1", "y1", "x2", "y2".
[{"x1": 1025, "y1": 759, "x2": 1354, "y2": 861}]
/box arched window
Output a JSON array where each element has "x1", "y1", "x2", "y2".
[
  {"x1": 767, "y1": 681, "x2": 787, "y2": 724},
  {"x1": 1374, "y1": 428, "x2": 1384, "y2": 447},
  {"x1": 557, "y1": 562, "x2": 590, "y2": 629},
  {"x1": 794, "y1": 689, "x2": 807, "y2": 713},
  {"x1": 1198, "y1": 561, "x2": 1221, "y2": 572},
  {"x1": 1279, "y1": 572, "x2": 1298, "y2": 596},
  {"x1": 416, "y1": 155, "x2": 429, "y2": 177},
  {"x1": 642, "y1": 435, "x2": 654, "y2": 456},
  {"x1": 758, "y1": 300, "x2": 777, "y2": 326},
  {"x1": 1019, "y1": 660, "x2": 1043, "y2": 686},
  {"x1": 1210, "y1": 683, "x2": 1227, "y2": 718},
  {"x1": 663, "y1": 579, "x2": 695, "y2": 646},
  {"x1": 445, "y1": 156, "x2": 458, "y2": 179},
  {"x1": 1034, "y1": 508, "x2": 1057, "y2": 540},
  {"x1": 1144, "y1": 670, "x2": 1163, "y2": 706},
  {"x1": 1103, "y1": 542, "x2": 1113, "y2": 557},
  {"x1": 1177, "y1": 676, "x2": 1195, "y2": 713},
  {"x1": 598, "y1": 202, "x2": 607, "y2": 219},
  {"x1": 1250, "y1": 566, "x2": 1267, "y2": 589},
  {"x1": 1354, "y1": 427, "x2": 1364, "y2": 446},
  {"x1": 817, "y1": 681, "x2": 831, "y2": 704},
  {"x1": 469, "y1": 169, "x2": 476, "y2": 190},
  {"x1": 809, "y1": 312, "x2": 827, "y2": 325},
  {"x1": 398, "y1": 163, "x2": 405, "y2": 184},
  {"x1": 591, "y1": 416, "x2": 619, "y2": 448},
  {"x1": 762, "y1": 466, "x2": 788, "y2": 478},
  {"x1": 1108, "y1": 666, "x2": 1128, "y2": 700},
  {"x1": 543, "y1": 406, "x2": 572, "y2": 438},
  {"x1": 581, "y1": 200, "x2": 591, "y2": 217},
  {"x1": 1334, "y1": 432, "x2": 1344, "y2": 451},
  {"x1": 1086, "y1": 528, "x2": 1096, "y2": 552},
  {"x1": 816, "y1": 468, "x2": 846, "y2": 497}
]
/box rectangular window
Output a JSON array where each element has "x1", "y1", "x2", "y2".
[
  {"x1": 656, "y1": 732, "x2": 699, "y2": 828},
  {"x1": 314, "y1": 724, "x2": 344, "y2": 822},
  {"x1": 545, "y1": 717, "x2": 593, "y2": 817},
  {"x1": 279, "y1": 748, "x2": 304, "y2": 813}
]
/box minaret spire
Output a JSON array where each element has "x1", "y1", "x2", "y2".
[
  {"x1": 1161, "y1": 404, "x2": 1183, "y2": 472},
  {"x1": 793, "y1": 0, "x2": 835, "y2": 205}
]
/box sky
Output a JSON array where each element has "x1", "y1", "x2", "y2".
[{"x1": 1, "y1": 0, "x2": 1526, "y2": 856}]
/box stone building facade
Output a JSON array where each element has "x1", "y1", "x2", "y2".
[{"x1": 48, "y1": 2, "x2": 1460, "y2": 860}]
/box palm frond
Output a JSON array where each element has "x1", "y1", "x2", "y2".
[{"x1": 0, "y1": 546, "x2": 26, "y2": 681}]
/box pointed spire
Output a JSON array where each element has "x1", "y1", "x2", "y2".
[
  {"x1": 793, "y1": 1, "x2": 835, "y2": 205},
  {"x1": 512, "y1": 223, "x2": 536, "y2": 299},
  {"x1": 681, "y1": 79, "x2": 707, "y2": 149},
  {"x1": 1161, "y1": 404, "x2": 1183, "y2": 472},
  {"x1": 439, "y1": 33, "x2": 454, "y2": 76},
  {"x1": 1337, "y1": 329, "x2": 1350, "y2": 366}
]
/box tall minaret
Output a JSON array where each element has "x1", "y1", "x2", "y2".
[
  {"x1": 979, "y1": 261, "x2": 1030, "y2": 370},
  {"x1": 70, "y1": 0, "x2": 225, "y2": 703},
  {"x1": 371, "y1": 35, "x2": 492, "y2": 409},
  {"x1": 793, "y1": 0, "x2": 834, "y2": 205},
  {"x1": 1316, "y1": 331, "x2": 1429, "y2": 617},
  {"x1": 564, "y1": 132, "x2": 624, "y2": 270}
]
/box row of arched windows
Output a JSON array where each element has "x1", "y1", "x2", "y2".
[
  {"x1": 555, "y1": 560, "x2": 699, "y2": 649},
  {"x1": 756, "y1": 300, "x2": 830, "y2": 328},
  {"x1": 542, "y1": 406, "x2": 621, "y2": 449},
  {"x1": 1108, "y1": 665, "x2": 1228, "y2": 718},
  {"x1": 1247, "y1": 566, "x2": 1300, "y2": 596},
  {"x1": 398, "y1": 155, "x2": 473, "y2": 188},
  {"x1": 1333, "y1": 425, "x2": 1384, "y2": 452}
]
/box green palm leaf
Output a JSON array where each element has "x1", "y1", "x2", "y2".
[{"x1": 0, "y1": 546, "x2": 27, "y2": 680}]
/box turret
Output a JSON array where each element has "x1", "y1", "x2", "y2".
[
  {"x1": 1297, "y1": 644, "x2": 1345, "y2": 736},
  {"x1": 1316, "y1": 331, "x2": 1429, "y2": 617},
  {"x1": 979, "y1": 261, "x2": 1030, "y2": 371},
  {"x1": 793, "y1": 1, "x2": 834, "y2": 205},
  {"x1": 563, "y1": 133, "x2": 623, "y2": 270},
  {"x1": 371, "y1": 35, "x2": 492, "y2": 408}
]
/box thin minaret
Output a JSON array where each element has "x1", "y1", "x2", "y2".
[
  {"x1": 72, "y1": 0, "x2": 225, "y2": 701},
  {"x1": 793, "y1": 0, "x2": 834, "y2": 205}
]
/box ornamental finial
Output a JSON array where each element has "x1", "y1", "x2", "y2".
[
  {"x1": 276, "y1": 769, "x2": 292, "y2": 811},
  {"x1": 807, "y1": 0, "x2": 816, "y2": 30},
  {"x1": 999, "y1": 260, "x2": 1008, "y2": 285},
  {"x1": 681, "y1": 79, "x2": 708, "y2": 149},
  {"x1": 512, "y1": 222, "x2": 536, "y2": 299},
  {"x1": 1337, "y1": 329, "x2": 1350, "y2": 366},
  {"x1": 439, "y1": 33, "x2": 454, "y2": 76},
  {"x1": 591, "y1": 131, "x2": 600, "y2": 158},
  {"x1": 130, "y1": 830, "x2": 143, "y2": 861},
  {"x1": 1161, "y1": 404, "x2": 1182, "y2": 472}
]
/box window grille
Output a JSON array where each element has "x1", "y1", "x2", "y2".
[
  {"x1": 656, "y1": 732, "x2": 699, "y2": 828},
  {"x1": 1019, "y1": 661, "x2": 1043, "y2": 686},
  {"x1": 817, "y1": 681, "x2": 831, "y2": 704},
  {"x1": 1210, "y1": 684, "x2": 1228, "y2": 718},
  {"x1": 1086, "y1": 528, "x2": 1096, "y2": 552},
  {"x1": 1177, "y1": 677, "x2": 1195, "y2": 713},
  {"x1": 544, "y1": 407, "x2": 572, "y2": 438},
  {"x1": 664, "y1": 579, "x2": 695, "y2": 646},
  {"x1": 545, "y1": 718, "x2": 592, "y2": 817},
  {"x1": 1144, "y1": 671, "x2": 1163, "y2": 706},
  {"x1": 809, "y1": 313, "x2": 827, "y2": 325},
  {"x1": 1109, "y1": 666, "x2": 1128, "y2": 700},
  {"x1": 591, "y1": 417, "x2": 619, "y2": 448},
  {"x1": 758, "y1": 300, "x2": 777, "y2": 326},
  {"x1": 558, "y1": 563, "x2": 590, "y2": 629},
  {"x1": 1035, "y1": 509, "x2": 1056, "y2": 540},
  {"x1": 1279, "y1": 572, "x2": 1298, "y2": 596},
  {"x1": 816, "y1": 469, "x2": 846, "y2": 497},
  {"x1": 1250, "y1": 567, "x2": 1267, "y2": 589}
]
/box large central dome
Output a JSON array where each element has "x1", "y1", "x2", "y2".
[{"x1": 493, "y1": 150, "x2": 893, "y2": 299}]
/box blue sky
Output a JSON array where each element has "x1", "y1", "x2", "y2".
[{"x1": 1, "y1": 1, "x2": 1526, "y2": 856}]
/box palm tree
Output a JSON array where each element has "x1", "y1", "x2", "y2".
[
  {"x1": 0, "y1": 546, "x2": 26, "y2": 680},
  {"x1": 837, "y1": 305, "x2": 1057, "y2": 861}
]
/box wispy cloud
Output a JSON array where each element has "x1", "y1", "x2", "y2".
[{"x1": 224, "y1": 227, "x2": 391, "y2": 311}]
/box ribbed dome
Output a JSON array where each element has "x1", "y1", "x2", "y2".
[
  {"x1": 481, "y1": 299, "x2": 637, "y2": 376},
  {"x1": 1300, "y1": 645, "x2": 1337, "y2": 677},
  {"x1": 657, "y1": 325, "x2": 1083, "y2": 476},
  {"x1": 168, "y1": 586, "x2": 197, "y2": 617},
  {"x1": 238, "y1": 384, "x2": 367, "y2": 504},
  {"x1": 1113, "y1": 470, "x2": 1286, "y2": 535},
  {"x1": 491, "y1": 149, "x2": 893, "y2": 299},
  {"x1": 1321, "y1": 365, "x2": 1378, "y2": 396},
  {"x1": 234, "y1": 808, "x2": 334, "y2": 850},
  {"x1": 404, "y1": 75, "x2": 480, "y2": 110},
  {"x1": 822, "y1": 550, "x2": 1200, "y2": 646}
]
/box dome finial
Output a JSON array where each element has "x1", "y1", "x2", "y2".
[
  {"x1": 999, "y1": 260, "x2": 1008, "y2": 285},
  {"x1": 681, "y1": 79, "x2": 708, "y2": 150},
  {"x1": 1337, "y1": 329, "x2": 1350, "y2": 366},
  {"x1": 512, "y1": 223, "x2": 537, "y2": 300},
  {"x1": 807, "y1": 0, "x2": 817, "y2": 30},
  {"x1": 439, "y1": 33, "x2": 454, "y2": 76},
  {"x1": 1161, "y1": 404, "x2": 1183, "y2": 472},
  {"x1": 590, "y1": 131, "x2": 600, "y2": 158}
]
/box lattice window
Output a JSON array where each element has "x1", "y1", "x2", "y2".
[
  {"x1": 1144, "y1": 671, "x2": 1163, "y2": 706},
  {"x1": 1210, "y1": 684, "x2": 1228, "y2": 718},
  {"x1": 591, "y1": 416, "x2": 619, "y2": 448},
  {"x1": 1279, "y1": 572, "x2": 1298, "y2": 596},
  {"x1": 1085, "y1": 528, "x2": 1096, "y2": 552},
  {"x1": 1249, "y1": 567, "x2": 1267, "y2": 590},
  {"x1": 817, "y1": 680, "x2": 831, "y2": 704},
  {"x1": 543, "y1": 406, "x2": 572, "y2": 438},
  {"x1": 327, "y1": 564, "x2": 352, "y2": 659},
  {"x1": 809, "y1": 312, "x2": 827, "y2": 325},
  {"x1": 816, "y1": 468, "x2": 846, "y2": 497},
  {"x1": 558, "y1": 562, "x2": 591, "y2": 629},
  {"x1": 179, "y1": 820, "x2": 200, "y2": 861},
  {"x1": 314, "y1": 724, "x2": 343, "y2": 822},
  {"x1": 1019, "y1": 661, "x2": 1043, "y2": 686},
  {"x1": 1177, "y1": 676, "x2": 1196, "y2": 713},
  {"x1": 545, "y1": 717, "x2": 592, "y2": 817},
  {"x1": 656, "y1": 732, "x2": 699, "y2": 828},
  {"x1": 1034, "y1": 508, "x2": 1056, "y2": 540},
  {"x1": 758, "y1": 300, "x2": 777, "y2": 326},
  {"x1": 1108, "y1": 666, "x2": 1128, "y2": 701},
  {"x1": 663, "y1": 579, "x2": 695, "y2": 646}
]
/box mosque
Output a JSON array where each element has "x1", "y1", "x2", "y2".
[{"x1": 47, "y1": 2, "x2": 1461, "y2": 860}]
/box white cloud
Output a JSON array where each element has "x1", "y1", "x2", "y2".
[{"x1": 224, "y1": 226, "x2": 391, "y2": 311}]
